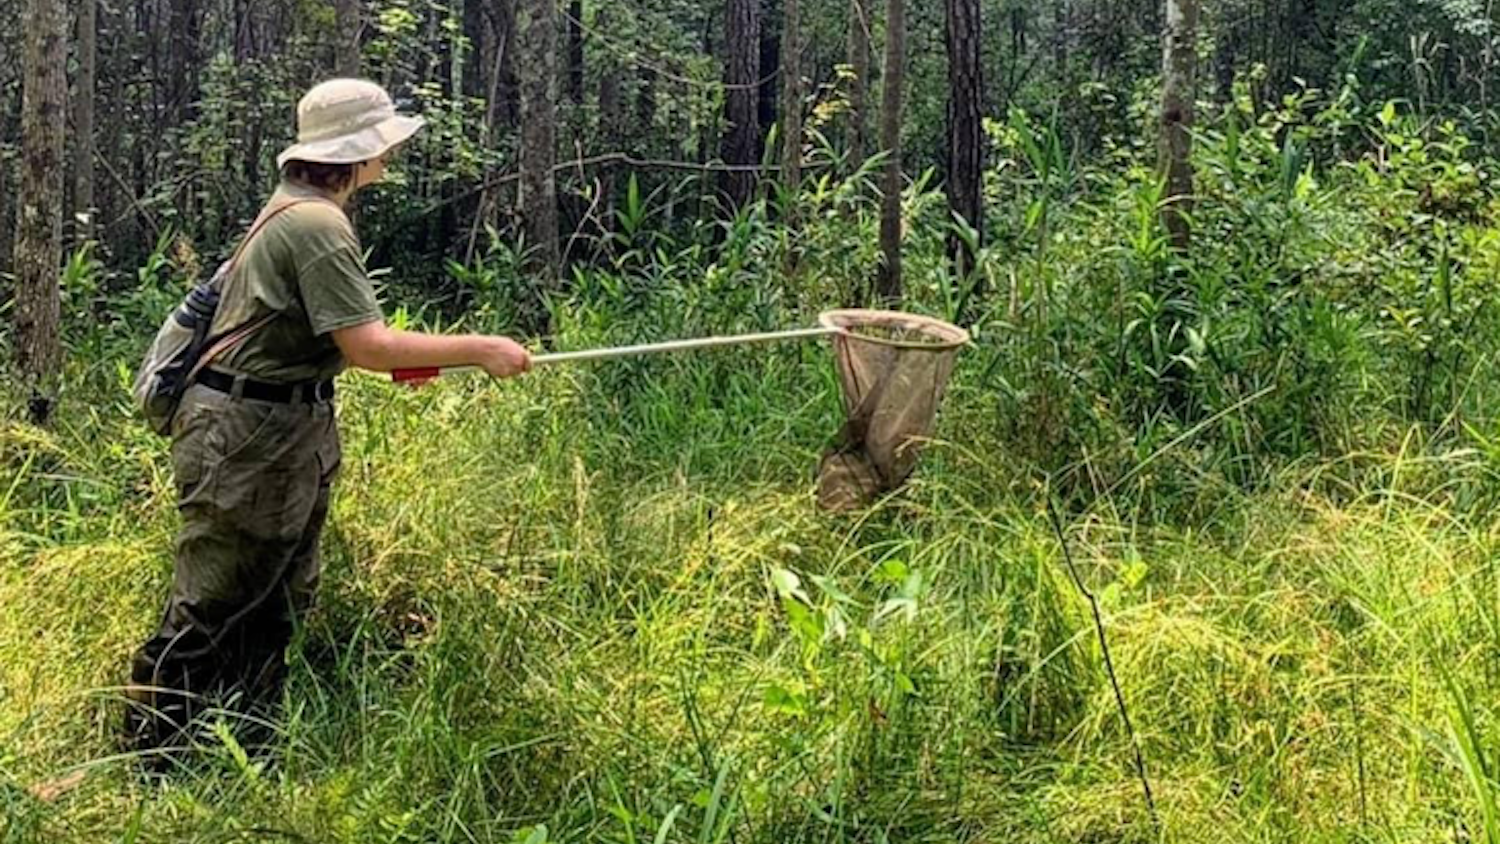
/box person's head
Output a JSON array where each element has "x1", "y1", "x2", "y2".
[
  {"x1": 276, "y1": 79, "x2": 423, "y2": 197},
  {"x1": 279, "y1": 153, "x2": 391, "y2": 194}
]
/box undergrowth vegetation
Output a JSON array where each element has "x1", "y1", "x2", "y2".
[{"x1": 6, "y1": 88, "x2": 1500, "y2": 841}]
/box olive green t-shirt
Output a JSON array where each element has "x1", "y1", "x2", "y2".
[{"x1": 212, "y1": 181, "x2": 383, "y2": 383}]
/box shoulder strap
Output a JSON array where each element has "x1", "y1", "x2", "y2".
[
  {"x1": 188, "y1": 197, "x2": 337, "y2": 383},
  {"x1": 217, "y1": 197, "x2": 332, "y2": 284}
]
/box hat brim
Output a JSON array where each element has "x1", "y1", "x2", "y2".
[{"x1": 276, "y1": 114, "x2": 425, "y2": 169}]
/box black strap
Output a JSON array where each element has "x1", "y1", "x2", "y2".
[{"x1": 195, "y1": 368, "x2": 335, "y2": 404}]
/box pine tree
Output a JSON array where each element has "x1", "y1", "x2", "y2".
[
  {"x1": 14, "y1": 0, "x2": 67, "y2": 422},
  {"x1": 875, "y1": 0, "x2": 906, "y2": 302},
  {"x1": 1160, "y1": 0, "x2": 1198, "y2": 251}
]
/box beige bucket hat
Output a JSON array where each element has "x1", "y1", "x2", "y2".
[{"x1": 276, "y1": 79, "x2": 425, "y2": 169}]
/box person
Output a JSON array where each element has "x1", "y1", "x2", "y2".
[{"x1": 122, "y1": 79, "x2": 529, "y2": 757}]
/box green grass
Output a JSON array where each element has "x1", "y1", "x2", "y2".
[{"x1": 4, "y1": 343, "x2": 1500, "y2": 843}]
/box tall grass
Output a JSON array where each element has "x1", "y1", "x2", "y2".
[{"x1": 9, "y1": 358, "x2": 1500, "y2": 841}]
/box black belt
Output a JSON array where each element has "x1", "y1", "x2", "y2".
[{"x1": 195, "y1": 368, "x2": 335, "y2": 404}]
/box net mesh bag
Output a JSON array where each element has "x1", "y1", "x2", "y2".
[{"x1": 816, "y1": 309, "x2": 969, "y2": 511}]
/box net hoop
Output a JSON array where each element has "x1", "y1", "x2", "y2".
[{"x1": 818, "y1": 309, "x2": 970, "y2": 351}]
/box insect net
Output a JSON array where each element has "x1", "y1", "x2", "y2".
[{"x1": 815, "y1": 309, "x2": 969, "y2": 511}]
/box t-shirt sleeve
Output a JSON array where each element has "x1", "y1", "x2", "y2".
[{"x1": 292, "y1": 210, "x2": 384, "y2": 336}]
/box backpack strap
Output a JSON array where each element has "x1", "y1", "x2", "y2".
[{"x1": 187, "y1": 197, "x2": 337, "y2": 384}]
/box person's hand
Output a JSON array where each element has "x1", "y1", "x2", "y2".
[{"x1": 476, "y1": 336, "x2": 531, "y2": 378}]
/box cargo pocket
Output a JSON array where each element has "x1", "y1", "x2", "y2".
[
  {"x1": 170, "y1": 408, "x2": 214, "y2": 502},
  {"x1": 211, "y1": 400, "x2": 285, "y2": 468},
  {"x1": 206, "y1": 401, "x2": 302, "y2": 540},
  {"x1": 253, "y1": 412, "x2": 327, "y2": 544}
]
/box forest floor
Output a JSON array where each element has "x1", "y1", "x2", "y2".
[{"x1": 1, "y1": 348, "x2": 1494, "y2": 843}]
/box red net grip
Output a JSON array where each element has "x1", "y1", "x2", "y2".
[{"x1": 392, "y1": 367, "x2": 442, "y2": 383}]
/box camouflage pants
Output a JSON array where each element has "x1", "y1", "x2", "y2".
[{"x1": 125, "y1": 382, "x2": 340, "y2": 753}]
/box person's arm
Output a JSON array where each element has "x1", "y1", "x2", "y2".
[
  {"x1": 332, "y1": 320, "x2": 530, "y2": 378},
  {"x1": 291, "y1": 209, "x2": 527, "y2": 378}
]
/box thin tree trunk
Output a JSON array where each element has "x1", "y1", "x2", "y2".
[
  {"x1": 474, "y1": 0, "x2": 507, "y2": 246},
  {"x1": 1214, "y1": 6, "x2": 1238, "y2": 104},
  {"x1": 566, "y1": 0, "x2": 583, "y2": 104},
  {"x1": 168, "y1": 0, "x2": 200, "y2": 123},
  {"x1": 847, "y1": 0, "x2": 870, "y2": 168},
  {"x1": 141, "y1": 0, "x2": 160, "y2": 197},
  {"x1": 0, "y1": 96, "x2": 13, "y2": 281},
  {"x1": 241, "y1": 0, "x2": 263, "y2": 222},
  {"x1": 500, "y1": 0, "x2": 520, "y2": 127},
  {"x1": 463, "y1": 0, "x2": 486, "y2": 98},
  {"x1": 0, "y1": 29, "x2": 12, "y2": 275},
  {"x1": 1483, "y1": 0, "x2": 1496, "y2": 114},
  {"x1": 518, "y1": 0, "x2": 559, "y2": 327},
  {"x1": 721, "y1": 0, "x2": 762, "y2": 208},
  {"x1": 15, "y1": 0, "x2": 67, "y2": 422},
  {"x1": 97, "y1": 0, "x2": 124, "y2": 243},
  {"x1": 636, "y1": 65, "x2": 657, "y2": 161},
  {"x1": 449, "y1": 0, "x2": 466, "y2": 105},
  {"x1": 75, "y1": 0, "x2": 97, "y2": 243},
  {"x1": 758, "y1": 0, "x2": 780, "y2": 136},
  {"x1": 598, "y1": 6, "x2": 620, "y2": 144},
  {"x1": 1159, "y1": 0, "x2": 1197, "y2": 252},
  {"x1": 780, "y1": 0, "x2": 803, "y2": 194},
  {"x1": 875, "y1": 0, "x2": 906, "y2": 303},
  {"x1": 1054, "y1": 0, "x2": 1070, "y2": 81},
  {"x1": 598, "y1": 3, "x2": 621, "y2": 239},
  {"x1": 481, "y1": 0, "x2": 519, "y2": 129},
  {"x1": 946, "y1": 0, "x2": 982, "y2": 283},
  {"x1": 334, "y1": 0, "x2": 361, "y2": 76},
  {"x1": 234, "y1": 0, "x2": 254, "y2": 61}
]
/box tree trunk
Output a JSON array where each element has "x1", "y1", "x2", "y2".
[
  {"x1": 598, "y1": 3, "x2": 621, "y2": 238},
  {"x1": 334, "y1": 0, "x2": 361, "y2": 76},
  {"x1": 598, "y1": 6, "x2": 620, "y2": 143},
  {"x1": 721, "y1": 0, "x2": 762, "y2": 208},
  {"x1": 757, "y1": 0, "x2": 780, "y2": 138},
  {"x1": 15, "y1": 0, "x2": 66, "y2": 422},
  {"x1": 637, "y1": 65, "x2": 656, "y2": 153},
  {"x1": 463, "y1": 0, "x2": 486, "y2": 97},
  {"x1": 74, "y1": 0, "x2": 96, "y2": 243},
  {"x1": 566, "y1": 0, "x2": 583, "y2": 104},
  {"x1": 241, "y1": 0, "x2": 264, "y2": 222},
  {"x1": 945, "y1": 0, "x2": 982, "y2": 283},
  {"x1": 168, "y1": 0, "x2": 201, "y2": 123},
  {"x1": 448, "y1": 0, "x2": 467, "y2": 107},
  {"x1": 481, "y1": 0, "x2": 520, "y2": 129},
  {"x1": 234, "y1": 0, "x2": 255, "y2": 61},
  {"x1": 0, "y1": 102, "x2": 13, "y2": 280},
  {"x1": 1159, "y1": 0, "x2": 1197, "y2": 252},
  {"x1": 875, "y1": 0, "x2": 905, "y2": 303},
  {"x1": 780, "y1": 0, "x2": 803, "y2": 194},
  {"x1": 1213, "y1": 7, "x2": 1238, "y2": 104},
  {"x1": 518, "y1": 0, "x2": 559, "y2": 327},
  {"x1": 847, "y1": 0, "x2": 870, "y2": 168},
  {"x1": 0, "y1": 30, "x2": 13, "y2": 275},
  {"x1": 1054, "y1": 0, "x2": 1071, "y2": 80},
  {"x1": 475, "y1": 0, "x2": 501, "y2": 233}
]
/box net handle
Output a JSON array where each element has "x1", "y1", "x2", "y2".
[
  {"x1": 392, "y1": 325, "x2": 843, "y2": 382},
  {"x1": 532, "y1": 325, "x2": 842, "y2": 365},
  {"x1": 391, "y1": 310, "x2": 971, "y2": 384}
]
